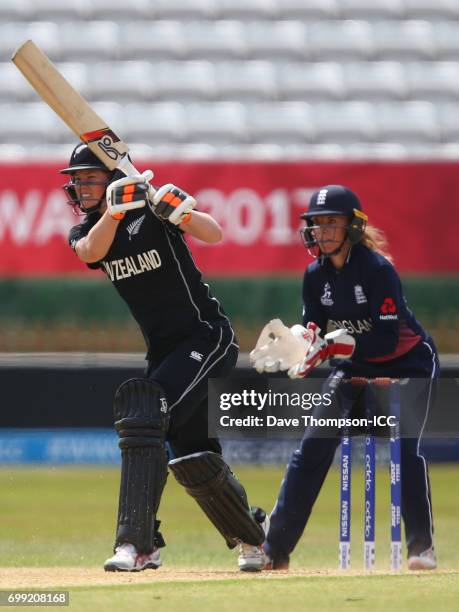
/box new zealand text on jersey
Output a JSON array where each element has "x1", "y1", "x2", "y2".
[{"x1": 102, "y1": 249, "x2": 162, "y2": 281}]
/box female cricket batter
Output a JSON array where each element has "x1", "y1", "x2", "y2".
[
  {"x1": 251, "y1": 185, "x2": 438, "y2": 571},
  {"x1": 62, "y1": 144, "x2": 266, "y2": 572}
]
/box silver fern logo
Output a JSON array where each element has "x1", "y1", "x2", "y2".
[{"x1": 126, "y1": 214, "x2": 145, "y2": 240}]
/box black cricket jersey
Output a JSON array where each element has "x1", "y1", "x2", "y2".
[
  {"x1": 302, "y1": 243, "x2": 427, "y2": 363},
  {"x1": 68, "y1": 206, "x2": 229, "y2": 358}
]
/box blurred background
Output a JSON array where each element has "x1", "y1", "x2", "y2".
[
  {"x1": 0, "y1": 0, "x2": 458, "y2": 354},
  {"x1": 0, "y1": 4, "x2": 459, "y2": 575},
  {"x1": 1, "y1": 0, "x2": 459, "y2": 436}
]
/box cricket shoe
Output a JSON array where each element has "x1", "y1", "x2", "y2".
[
  {"x1": 104, "y1": 543, "x2": 162, "y2": 572},
  {"x1": 238, "y1": 508, "x2": 270, "y2": 572},
  {"x1": 263, "y1": 553, "x2": 290, "y2": 571},
  {"x1": 408, "y1": 546, "x2": 437, "y2": 571}
]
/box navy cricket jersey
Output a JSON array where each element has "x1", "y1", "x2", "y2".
[
  {"x1": 68, "y1": 206, "x2": 229, "y2": 358},
  {"x1": 302, "y1": 243, "x2": 427, "y2": 363}
]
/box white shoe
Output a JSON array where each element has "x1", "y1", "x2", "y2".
[
  {"x1": 408, "y1": 547, "x2": 437, "y2": 571},
  {"x1": 238, "y1": 512, "x2": 270, "y2": 572},
  {"x1": 104, "y1": 543, "x2": 162, "y2": 572}
]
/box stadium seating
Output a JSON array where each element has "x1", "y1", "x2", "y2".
[
  {"x1": 277, "y1": 63, "x2": 345, "y2": 100},
  {"x1": 403, "y1": 0, "x2": 459, "y2": 20},
  {"x1": 153, "y1": 61, "x2": 216, "y2": 100},
  {"x1": 151, "y1": 0, "x2": 216, "y2": 20},
  {"x1": 247, "y1": 102, "x2": 314, "y2": 143},
  {"x1": 1, "y1": 1, "x2": 459, "y2": 159},
  {"x1": 406, "y1": 62, "x2": 459, "y2": 99},
  {"x1": 312, "y1": 102, "x2": 377, "y2": 143},
  {"x1": 343, "y1": 62, "x2": 407, "y2": 99},
  {"x1": 214, "y1": 61, "x2": 276, "y2": 100},
  {"x1": 338, "y1": 0, "x2": 404, "y2": 19}
]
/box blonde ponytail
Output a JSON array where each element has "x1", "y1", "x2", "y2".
[{"x1": 361, "y1": 225, "x2": 394, "y2": 264}]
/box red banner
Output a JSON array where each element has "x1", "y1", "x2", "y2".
[{"x1": 0, "y1": 161, "x2": 457, "y2": 276}]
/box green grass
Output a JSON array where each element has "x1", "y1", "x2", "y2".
[
  {"x1": 1, "y1": 464, "x2": 458, "y2": 610},
  {"x1": 66, "y1": 574, "x2": 459, "y2": 612}
]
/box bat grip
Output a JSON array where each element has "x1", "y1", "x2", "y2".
[{"x1": 116, "y1": 155, "x2": 156, "y2": 195}]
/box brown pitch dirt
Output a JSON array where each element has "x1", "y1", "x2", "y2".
[{"x1": 0, "y1": 566, "x2": 417, "y2": 588}]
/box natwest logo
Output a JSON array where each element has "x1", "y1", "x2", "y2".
[
  {"x1": 379, "y1": 297, "x2": 398, "y2": 320},
  {"x1": 380, "y1": 297, "x2": 396, "y2": 314}
]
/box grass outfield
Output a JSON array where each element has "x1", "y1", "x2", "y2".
[{"x1": 0, "y1": 464, "x2": 458, "y2": 610}]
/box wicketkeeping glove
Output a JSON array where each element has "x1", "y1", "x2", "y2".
[
  {"x1": 149, "y1": 183, "x2": 196, "y2": 225},
  {"x1": 249, "y1": 319, "x2": 315, "y2": 374},
  {"x1": 288, "y1": 323, "x2": 356, "y2": 379},
  {"x1": 106, "y1": 170, "x2": 154, "y2": 220}
]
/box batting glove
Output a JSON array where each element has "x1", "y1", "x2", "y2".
[
  {"x1": 106, "y1": 170, "x2": 154, "y2": 220},
  {"x1": 150, "y1": 183, "x2": 196, "y2": 225}
]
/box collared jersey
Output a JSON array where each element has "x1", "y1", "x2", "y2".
[
  {"x1": 68, "y1": 206, "x2": 229, "y2": 358},
  {"x1": 302, "y1": 243, "x2": 426, "y2": 363}
]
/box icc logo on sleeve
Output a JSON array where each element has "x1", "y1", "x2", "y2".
[{"x1": 320, "y1": 282, "x2": 334, "y2": 306}]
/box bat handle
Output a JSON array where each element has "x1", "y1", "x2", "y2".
[
  {"x1": 117, "y1": 154, "x2": 140, "y2": 177},
  {"x1": 117, "y1": 155, "x2": 156, "y2": 195}
]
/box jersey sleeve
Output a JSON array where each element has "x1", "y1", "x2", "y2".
[
  {"x1": 352, "y1": 263, "x2": 401, "y2": 359},
  {"x1": 301, "y1": 269, "x2": 328, "y2": 334},
  {"x1": 68, "y1": 216, "x2": 101, "y2": 270}
]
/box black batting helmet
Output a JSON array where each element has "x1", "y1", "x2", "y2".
[
  {"x1": 60, "y1": 144, "x2": 112, "y2": 215},
  {"x1": 59, "y1": 143, "x2": 110, "y2": 174}
]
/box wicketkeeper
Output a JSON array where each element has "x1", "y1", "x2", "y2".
[{"x1": 251, "y1": 185, "x2": 438, "y2": 571}]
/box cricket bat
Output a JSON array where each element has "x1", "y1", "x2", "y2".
[{"x1": 11, "y1": 39, "x2": 139, "y2": 178}]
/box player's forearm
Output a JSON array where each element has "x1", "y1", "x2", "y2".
[
  {"x1": 75, "y1": 211, "x2": 120, "y2": 262},
  {"x1": 180, "y1": 211, "x2": 222, "y2": 244}
]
